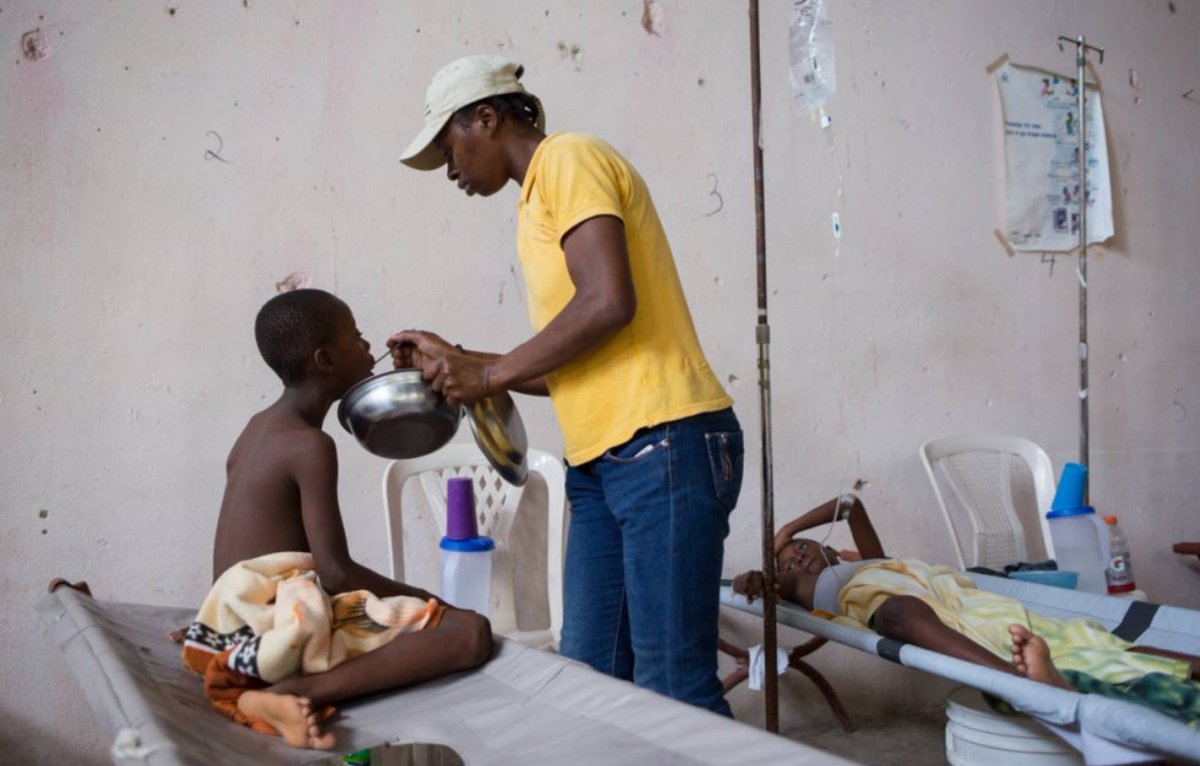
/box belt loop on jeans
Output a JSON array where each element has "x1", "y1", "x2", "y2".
[{"x1": 577, "y1": 456, "x2": 599, "y2": 477}]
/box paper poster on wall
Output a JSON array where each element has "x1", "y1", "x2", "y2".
[{"x1": 995, "y1": 62, "x2": 1113, "y2": 252}]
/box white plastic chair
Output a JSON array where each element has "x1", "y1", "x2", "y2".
[
  {"x1": 921, "y1": 434, "x2": 1082, "y2": 766},
  {"x1": 919, "y1": 433, "x2": 1057, "y2": 571},
  {"x1": 382, "y1": 442, "x2": 567, "y2": 650}
]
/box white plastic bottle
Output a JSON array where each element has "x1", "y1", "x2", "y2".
[
  {"x1": 440, "y1": 477, "x2": 494, "y2": 616},
  {"x1": 1047, "y1": 507, "x2": 1110, "y2": 593},
  {"x1": 1047, "y1": 462, "x2": 1110, "y2": 593},
  {"x1": 440, "y1": 537, "x2": 493, "y2": 615},
  {"x1": 1104, "y1": 515, "x2": 1136, "y2": 595}
]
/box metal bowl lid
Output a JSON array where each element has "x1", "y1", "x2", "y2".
[{"x1": 467, "y1": 392, "x2": 528, "y2": 486}]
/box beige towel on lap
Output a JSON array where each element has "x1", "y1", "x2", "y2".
[{"x1": 182, "y1": 551, "x2": 443, "y2": 683}]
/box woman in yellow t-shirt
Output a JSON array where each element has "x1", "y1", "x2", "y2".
[{"x1": 389, "y1": 55, "x2": 743, "y2": 716}]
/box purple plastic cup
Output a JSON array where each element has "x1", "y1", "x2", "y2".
[{"x1": 446, "y1": 477, "x2": 477, "y2": 541}]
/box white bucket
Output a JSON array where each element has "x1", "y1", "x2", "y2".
[{"x1": 945, "y1": 686, "x2": 1082, "y2": 766}]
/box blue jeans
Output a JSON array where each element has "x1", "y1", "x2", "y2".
[{"x1": 560, "y1": 408, "x2": 744, "y2": 716}]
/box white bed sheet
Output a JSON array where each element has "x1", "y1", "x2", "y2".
[{"x1": 39, "y1": 586, "x2": 853, "y2": 766}]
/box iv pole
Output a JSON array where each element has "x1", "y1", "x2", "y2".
[
  {"x1": 738, "y1": 25, "x2": 1106, "y2": 740},
  {"x1": 1057, "y1": 35, "x2": 1104, "y2": 501},
  {"x1": 748, "y1": 0, "x2": 780, "y2": 733}
]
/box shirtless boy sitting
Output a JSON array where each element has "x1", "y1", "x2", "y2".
[{"x1": 186, "y1": 289, "x2": 492, "y2": 750}]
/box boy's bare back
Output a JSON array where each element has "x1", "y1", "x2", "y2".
[
  {"x1": 212, "y1": 402, "x2": 332, "y2": 580},
  {"x1": 212, "y1": 290, "x2": 431, "y2": 601}
]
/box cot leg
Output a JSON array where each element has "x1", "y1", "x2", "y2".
[
  {"x1": 718, "y1": 637, "x2": 751, "y2": 693},
  {"x1": 787, "y1": 655, "x2": 855, "y2": 732},
  {"x1": 718, "y1": 637, "x2": 749, "y2": 661},
  {"x1": 717, "y1": 635, "x2": 855, "y2": 731}
]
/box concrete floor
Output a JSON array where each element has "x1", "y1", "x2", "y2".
[
  {"x1": 724, "y1": 658, "x2": 954, "y2": 765},
  {"x1": 783, "y1": 706, "x2": 950, "y2": 765}
]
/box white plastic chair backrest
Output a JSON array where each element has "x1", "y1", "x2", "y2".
[
  {"x1": 919, "y1": 433, "x2": 1057, "y2": 570},
  {"x1": 382, "y1": 442, "x2": 567, "y2": 642}
]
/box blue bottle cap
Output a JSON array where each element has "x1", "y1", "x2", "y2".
[
  {"x1": 1046, "y1": 504, "x2": 1096, "y2": 519},
  {"x1": 439, "y1": 535, "x2": 495, "y2": 552}
]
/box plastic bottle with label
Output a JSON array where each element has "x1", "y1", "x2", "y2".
[{"x1": 1104, "y1": 515, "x2": 1137, "y2": 595}]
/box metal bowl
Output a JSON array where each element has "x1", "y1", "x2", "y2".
[{"x1": 338, "y1": 368, "x2": 462, "y2": 459}]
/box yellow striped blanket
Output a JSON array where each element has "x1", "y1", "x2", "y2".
[{"x1": 834, "y1": 558, "x2": 1188, "y2": 684}]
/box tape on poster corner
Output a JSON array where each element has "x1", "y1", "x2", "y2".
[
  {"x1": 993, "y1": 229, "x2": 1016, "y2": 257},
  {"x1": 985, "y1": 53, "x2": 1010, "y2": 76}
]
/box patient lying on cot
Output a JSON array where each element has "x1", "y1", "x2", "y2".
[
  {"x1": 180, "y1": 290, "x2": 493, "y2": 750},
  {"x1": 733, "y1": 494, "x2": 1200, "y2": 726}
]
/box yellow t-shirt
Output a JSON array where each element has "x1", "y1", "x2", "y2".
[{"x1": 516, "y1": 132, "x2": 732, "y2": 465}]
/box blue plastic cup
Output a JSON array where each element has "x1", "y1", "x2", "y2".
[{"x1": 1052, "y1": 462, "x2": 1087, "y2": 512}]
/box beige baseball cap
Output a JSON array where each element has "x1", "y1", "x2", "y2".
[{"x1": 400, "y1": 55, "x2": 545, "y2": 171}]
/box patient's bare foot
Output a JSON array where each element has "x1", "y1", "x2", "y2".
[
  {"x1": 237, "y1": 690, "x2": 337, "y2": 750},
  {"x1": 1009, "y1": 624, "x2": 1071, "y2": 690}
]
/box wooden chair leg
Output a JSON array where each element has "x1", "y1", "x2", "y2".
[{"x1": 1174, "y1": 542, "x2": 1200, "y2": 563}]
